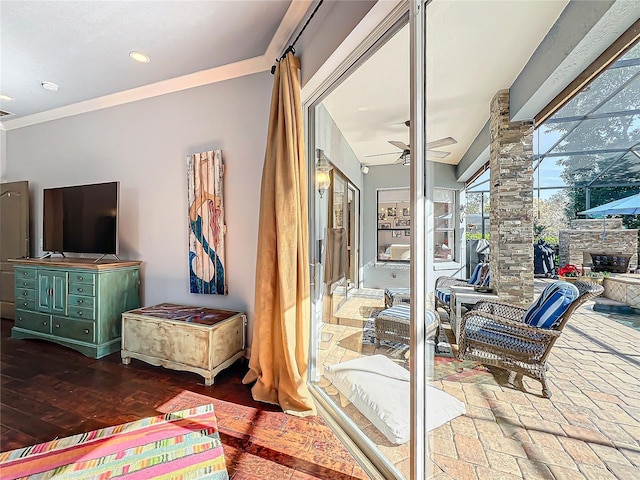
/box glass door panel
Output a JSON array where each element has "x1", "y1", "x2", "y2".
[{"x1": 308, "y1": 17, "x2": 415, "y2": 480}]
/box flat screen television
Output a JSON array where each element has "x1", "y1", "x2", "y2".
[{"x1": 43, "y1": 181, "x2": 119, "y2": 255}]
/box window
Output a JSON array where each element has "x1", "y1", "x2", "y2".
[
  {"x1": 377, "y1": 188, "x2": 410, "y2": 262},
  {"x1": 434, "y1": 188, "x2": 456, "y2": 262}
]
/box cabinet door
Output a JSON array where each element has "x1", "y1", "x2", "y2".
[
  {"x1": 37, "y1": 270, "x2": 68, "y2": 314},
  {"x1": 37, "y1": 272, "x2": 52, "y2": 312},
  {"x1": 51, "y1": 272, "x2": 67, "y2": 315}
]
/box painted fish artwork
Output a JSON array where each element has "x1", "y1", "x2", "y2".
[{"x1": 187, "y1": 150, "x2": 227, "y2": 294}]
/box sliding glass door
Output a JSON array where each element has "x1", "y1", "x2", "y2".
[{"x1": 305, "y1": 4, "x2": 432, "y2": 478}]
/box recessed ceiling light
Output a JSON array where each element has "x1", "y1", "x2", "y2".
[
  {"x1": 129, "y1": 51, "x2": 150, "y2": 63},
  {"x1": 41, "y1": 81, "x2": 59, "y2": 91},
  {"x1": 0, "y1": 94, "x2": 14, "y2": 101},
  {"x1": 358, "y1": 106, "x2": 369, "y2": 112}
]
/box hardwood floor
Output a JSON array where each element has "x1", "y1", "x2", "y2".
[{"x1": 0, "y1": 319, "x2": 368, "y2": 479}]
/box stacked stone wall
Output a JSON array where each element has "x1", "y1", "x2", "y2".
[
  {"x1": 489, "y1": 90, "x2": 534, "y2": 307},
  {"x1": 571, "y1": 218, "x2": 623, "y2": 230},
  {"x1": 559, "y1": 229, "x2": 638, "y2": 268}
]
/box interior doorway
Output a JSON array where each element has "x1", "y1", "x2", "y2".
[{"x1": 0, "y1": 181, "x2": 29, "y2": 320}]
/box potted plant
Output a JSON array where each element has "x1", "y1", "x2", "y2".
[
  {"x1": 577, "y1": 271, "x2": 610, "y2": 285},
  {"x1": 558, "y1": 264, "x2": 579, "y2": 282}
]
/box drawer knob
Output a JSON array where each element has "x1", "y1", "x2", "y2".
[
  {"x1": 78, "y1": 288, "x2": 83, "y2": 293},
  {"x1": 42, "y1": 321, "x2": 47, "y2": 326},
  {"x1": 78, "y1": 311, "x2": 83, "y2": 316},
  {"x1": 23, "y1": 282, "x2": 28, "y2": 286},
  {"x1": 23, "y1": 292, "x2": 28, "y2": 296},
  {"x1": 78, "y1": 276, "x2": 83, "y2": 281},
  {"x1": 84, "y1": 329, "x2": 90, "y2": 334},
  {"x1": 23, "y1": 302, "x2": 28, "y2": 306},
  {"x1": 78, "y1": 299, "x2": 84, "y2": 304},
  {"x1": 23, "y1": 272, "x2": 27, "y2": 276},
  {"x1": 55, "y1": 324, "x2": 60, "y2": 328}
]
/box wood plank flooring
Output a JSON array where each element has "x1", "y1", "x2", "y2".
[{"x1": 0, "y1": 319, "x2": 368, "y2": 479}]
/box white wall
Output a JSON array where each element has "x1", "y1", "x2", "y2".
[
  {"x1": 0, "y1": 129, "x2": 6, "y2": 180},
  {"x1": 4, "y1": 72, "x2": 272, "y2": 345}
]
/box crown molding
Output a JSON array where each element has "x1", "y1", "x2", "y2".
[{"x1": 1, "y1": 0, "x2": 313, "y2": 131}]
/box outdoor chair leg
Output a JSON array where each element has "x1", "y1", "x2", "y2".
[
  {"x1": 511, "y1": 372, "x2": 524, "y2": 390},
  {"x1": 540, "y1": 373, "x2": 552, "y2": 399}
]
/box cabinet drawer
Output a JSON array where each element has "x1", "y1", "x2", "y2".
[
  {"x1": 15, "y1": 288, "x2": 37, "y2": 301},
  {"x1": 15, "y1": 278, "x2": 36, "y2": 290},
  {"x1": 15, "y1": 268, "x2": 36, "y2": 280},
  {"x1": 68, "y1": 283, "x2": 95, "y2": 296},
  {"x1": 52, "y1": 317, "x2": 95, "y2": 343},
  {"x1": 67, "y1": 305, "x2": 95, "y2": 320},
  {"x1": 68, "y1": 294, "x2": 95, "y2": 309},
  {"x1": 16, "y1": 298, "x2": 36, "y2": 311},
  {"x1": 15, "y1": 311, "x2": 51, "y2": 334},
  {"x1": 69, "y1": 272, "x2": 96, "y2": 286}
]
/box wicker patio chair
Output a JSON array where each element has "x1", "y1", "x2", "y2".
[
  {"x1": 434, "y1": 263, "x2": 490, "y2": 313},
  {"x1": 384, "y1": 287, "x2": 411, "y2": 308},
  {"x1": 457, "y1": 280, "x2": 604, "y2": 398}
]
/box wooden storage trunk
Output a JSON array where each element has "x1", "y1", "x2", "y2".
[{"x1": 121, "y1": 303, "x2": 246, "y2": 385}]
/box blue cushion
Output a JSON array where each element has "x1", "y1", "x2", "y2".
[
  {"x1": 385, "y1": 287, "x2": 411, "y2": 297},
  {"x1": 378, "y1": 304, "x2": 437, "y2": 326},
  {"x1": 436, "y1": 288, "x2": 450, "y2": 304},
  {"x1": 467, "y1": 263, "x2": 484, "y2": 285},
  {"x1": 523, "y1": 281, "x2": 580, "y2": 329},
  {"x1": 468, "y1": 263, "x2": 490, "y2": 286}
]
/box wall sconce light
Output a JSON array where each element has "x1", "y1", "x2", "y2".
[
  {"x1": 315, "y1": 149, "x2": 333, "y2": 197},
  {"x1": 401, "y1": 150, "x2": 410, "y2": 166}
]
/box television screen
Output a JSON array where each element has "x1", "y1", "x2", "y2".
[{"x1": 43, "y1": 182, "x2": 119, "y2": 254}]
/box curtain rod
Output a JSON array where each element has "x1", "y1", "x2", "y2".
[{"x1": 271, "y1": 0, "x2": 324, "y2": 74}]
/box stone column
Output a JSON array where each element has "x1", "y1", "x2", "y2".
[{"x1": 489, "y1": 90, "x2": 534, "y2": 306}]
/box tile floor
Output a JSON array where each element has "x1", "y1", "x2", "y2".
[{"x1": 315, "y1": 283, "x2": 640, "y2": 479}]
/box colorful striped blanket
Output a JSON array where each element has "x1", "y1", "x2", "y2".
[{"x1": 0, "y1": 404, "x2": 228, "y2": 479}]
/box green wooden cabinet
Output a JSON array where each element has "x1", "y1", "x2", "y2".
[{"x1": 11, "y1": 259, "x2": 141, "y2": 359}]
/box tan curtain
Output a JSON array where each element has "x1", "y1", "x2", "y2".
[{"x1": 242, "y1": 53, "x2": 316, "y2": 417}]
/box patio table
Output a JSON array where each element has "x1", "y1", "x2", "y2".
[{"x1": 449, "y1": 286, "x2": 499, "y2": 343}]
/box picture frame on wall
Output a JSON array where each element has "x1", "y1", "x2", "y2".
[
  {"x1": 378, "y1": 213, "x2": 386, "y2": 220},
  {"x1": 392, "y1": 230, "x2": 402, "y2": 238},
  {"x1": 405, "y1": 229, "x2": 411, "y2": 236},
  {"x1": 402, "y1": 207, "x2": 410, "y2": 216},
  {"x1": 380, "y1": 223, "x2": 391, "y2": 229},
  {"x1": 396, "y1": 219, "x2": 410, "y2": 227},
  {"x1": 386, "y1": 207, "x2": 397, "y2": 217}
]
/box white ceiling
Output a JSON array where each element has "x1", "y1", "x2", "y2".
[
  {"x1": 323, "y1": 0, "x2": 569, "y2": 167},
  {"x1": 0, "y1": 0, "x2": 297, "y2": 122}
]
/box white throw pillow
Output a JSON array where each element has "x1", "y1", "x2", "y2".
[{"x1": 325, "y1": 354, "x2": 466, "y2": 445}]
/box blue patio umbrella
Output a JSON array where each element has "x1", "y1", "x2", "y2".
[{"x1": 578, "y1": 192, "x2": 640, "y2": 239}]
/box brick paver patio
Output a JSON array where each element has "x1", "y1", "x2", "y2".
[
  {"x1": 430, "y1": 283, "x2": 640, "y2": 479},
  {"x1": 319, "y1": 282, "x2": 640, "y2": 479}
]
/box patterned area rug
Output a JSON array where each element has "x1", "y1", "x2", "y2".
[
  {"x1": 0, "y1": 404, "x2": 228, "y2": 480},
  {"x1": 433, "y1": 356, "x2": 493, "y2": 384}
]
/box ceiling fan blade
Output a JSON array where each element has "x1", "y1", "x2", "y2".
[
  {"x1": 426, "y1": 137, "x2": 457, "y2": 149},
  {"x1": 364, "y1": 152, "x2": 401, "y2": 158},
  {"x1": 394, "y1": 155, "x2": 404, "y2": 164},
  {"x1": 389, "y1": 140, "x2": 409, "y2": 151},
  {"x1": 426, "y1": 150, "x2": 450, "y2": 159}
]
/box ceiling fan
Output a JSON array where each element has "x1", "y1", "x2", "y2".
[{"x1": 366, "y1": 120, "x2": 457, "y2": 165}]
